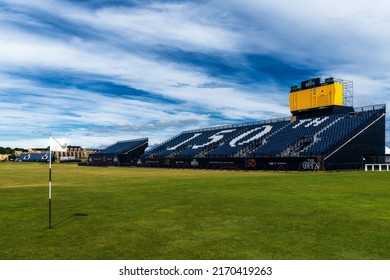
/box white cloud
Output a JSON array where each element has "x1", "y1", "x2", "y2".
[{"x1": 89, "y1": 3, "x2": 241, "y2": 52}]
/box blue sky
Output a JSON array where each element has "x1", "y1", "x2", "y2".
[{"x1": 1, "y1": 0, "x2": 389, "y2": 149}]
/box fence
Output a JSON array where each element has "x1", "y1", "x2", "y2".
[{"x1": 364, "y1": 164, "x2": 390, "y2": 171}]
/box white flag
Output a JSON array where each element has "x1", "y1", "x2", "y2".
[{"x1": 50, "y1": 136, "x2": 67, "y2": 152}]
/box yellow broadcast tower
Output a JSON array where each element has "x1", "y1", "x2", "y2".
[{"x1": 289, "y1": 77, "x2": 347, "y2": 114}]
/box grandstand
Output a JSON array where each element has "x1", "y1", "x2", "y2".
[
  {"x1": 142, "y1": 77, "x2": 386, "y2": 170},
  {"x1": 17, "y1": 153, "x2": 50, "y2": 162},
  {"x1": 89, "y1": 138, "x2": 148, "y2": 166}
]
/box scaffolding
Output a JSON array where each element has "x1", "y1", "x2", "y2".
[{"x1": 333, "y1": 77, "x2": 353, "y2": 107}]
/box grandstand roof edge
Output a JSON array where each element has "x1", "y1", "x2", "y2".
[
  {"x1": 115, "y1": 138, "x2": 148, "y2": 144},
  {"x1": 353, "y1": 104, "x2": 386, "y2": 112}
]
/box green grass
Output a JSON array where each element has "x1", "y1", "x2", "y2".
[{"x1": 1, "y1": 162, "x2": 390, "y2": 260}]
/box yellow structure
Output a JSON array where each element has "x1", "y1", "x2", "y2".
[{"x1": 289, "y1": 82, "x2": 343, "y2": 112}]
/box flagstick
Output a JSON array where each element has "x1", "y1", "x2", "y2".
[
  {"x1": 49, "y1": 138, "x2": 52, "y2": 229},
  {"x1": 48, "y1": 136, "x2": 67, "y2": 229}
]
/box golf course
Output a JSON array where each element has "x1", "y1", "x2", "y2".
[{"x1": 1, "y1": 162, "x2": 389, "y2": 260}]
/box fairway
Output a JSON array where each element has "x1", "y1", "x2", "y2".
[{"x1": 1, "y1": 162, "x2": 390, "y2": 260}]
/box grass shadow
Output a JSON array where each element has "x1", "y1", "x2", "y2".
[{"x1": 52, "y1": 213, "x2": 88, "y2": 227}]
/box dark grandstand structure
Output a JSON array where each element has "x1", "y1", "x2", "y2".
[
  {"x1": 17, "y1": 152, "x2": 50, "y2": 162},
  {"x1": 142, "y1": 77, "x2": 386, "y2": 170},
  {"x1": 89, "y1": 138, "x2": 148, "y2": 166}
]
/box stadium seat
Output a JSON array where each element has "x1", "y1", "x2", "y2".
[{"x1": 143, "y1": 106, "x2": 385, "y2": 160}]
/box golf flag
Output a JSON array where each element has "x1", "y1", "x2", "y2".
[
  {"x1": 48, "y1": 136, "x2": 67, "y2": 228},
  {"x1": 50, "y1": 136, "x2": 67, "y2": 152}
]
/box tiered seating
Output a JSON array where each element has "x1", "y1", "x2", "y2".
[
  {"x1": 144, "y1": 106, "x2": 385, "y2": 159},
  {"x1": 301, "y1": 108, "x2": 384, "y2": 156},
  {"x1": 251, "y1": 115, "x2": 338, "y2": 156},
  {"x1": 145, "y1": 132, "x2": 203, "y2": 158},
  {"x1": 208, "y1": 121, "x2": 290, "y2": 157},
  {"x1": 175, "y1": 129, "x2": 235, "y2": 157},
  {"x1": 144, "y1": 119, "x2": 291, "y2": 158}
]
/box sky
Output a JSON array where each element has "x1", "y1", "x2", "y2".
[{"x1": 1, "y1": 0, "x2": 389, "y2": 149}]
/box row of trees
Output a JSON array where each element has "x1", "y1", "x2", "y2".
[{"x1": 0, "y1": 147, "x2": 27, "y2": 155}]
